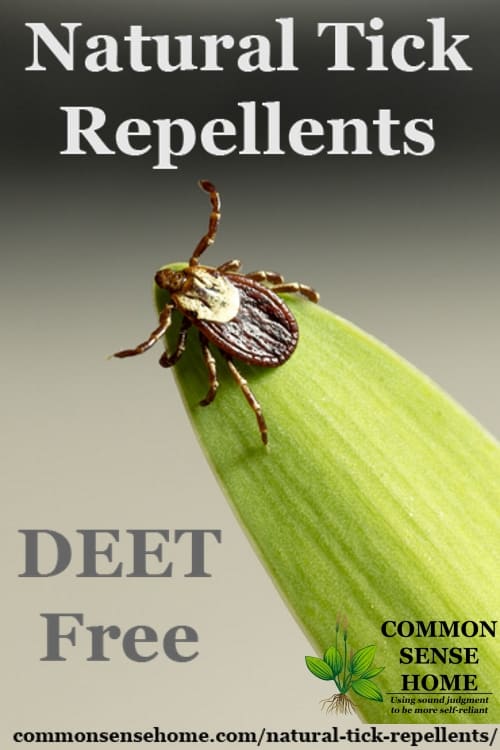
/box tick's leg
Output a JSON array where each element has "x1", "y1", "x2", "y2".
[
  {"x1": 245, "y1": 270, "x2": 285, "y2": 284},
  {"x1": 217, "y1": 259, "x2": 241, "y2": 273},
  {"x1": 224, "y1": 355, "x2": 268, "y2": 445},
  {"x1": 159, "y1": 318, "x2": 192, "y2": 368},
  {"x1": 198, "y1": 333, "x2": 219, "y2": 406},
  {"x1": 190, "y1": 180, "x2": 221, "y2": 266},
  {"x1": 270, "y1": 281, "x2": 319, "y2": 303},
  {"x1": 113, "y1": 304, "x2": 173, "y2": 358}
]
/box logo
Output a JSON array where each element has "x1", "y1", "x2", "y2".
[{"x1": 305, "y1": 619, "x2": 384, "y2": 713}]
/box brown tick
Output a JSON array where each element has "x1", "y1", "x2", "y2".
[{"x1": 113, "y1": 180, "x2": 319, "y2": 444}]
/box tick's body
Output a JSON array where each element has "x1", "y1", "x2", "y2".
[
  {"x1": 114, "y1": 181, "x2": 319, "y2": 444},
  {"x1": 167, "y1": 269, "x2": 299, "y2": 366}
]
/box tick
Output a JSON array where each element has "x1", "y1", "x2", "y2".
[{"x1": 113, "y1": 180, "x2": 319, "y2": 444}]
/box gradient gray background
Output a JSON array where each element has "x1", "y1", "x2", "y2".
[{"x1": 2, "y1": 0, "x2": 499, "y2": 743}]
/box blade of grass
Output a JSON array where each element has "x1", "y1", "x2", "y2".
[{"x1": 156, "y1": 275, "x2": 500, "y2": 723}]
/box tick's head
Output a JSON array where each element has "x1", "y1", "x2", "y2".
[{"x1": 154, "y1": 266, "x2": 187, "y2": 292}]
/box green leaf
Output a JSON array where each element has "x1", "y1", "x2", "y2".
[
  {"x1": 351, "y1": 678, "x2": 384, "y2": 702},
  {"x1": 155, "y1": 279, "x2": 500, "y2": 723},
  {"x1": 350, "y1": 645, "x2": 376, "y2": 677},
  {"x1": 305, "y1": 656, "x2": 334, "y2": 681},
  {"x1": 361, "y1": 666, "x2": 385, "y2": 680},
  {"x1": 323, "y1": 646, "x2": 343, "y2": 677}
]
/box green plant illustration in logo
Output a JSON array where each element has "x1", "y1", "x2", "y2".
[{"x1": 305, "y1": 619, "x2": 384, "y2": 714}]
